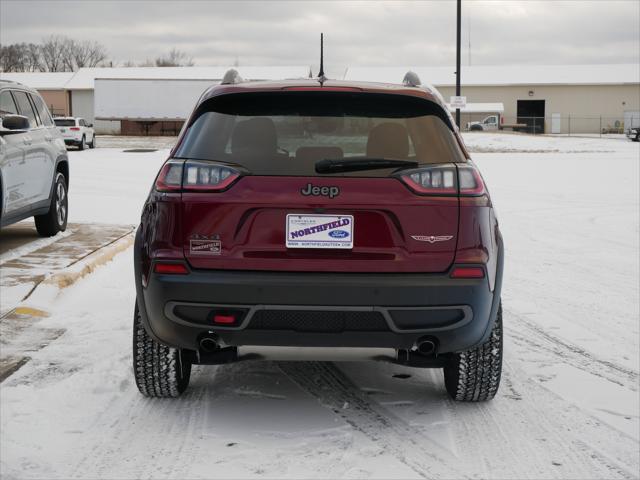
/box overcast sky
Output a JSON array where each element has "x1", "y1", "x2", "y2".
[{"x1": 1, "y1": 0, "x2": 639, "y2": 75}]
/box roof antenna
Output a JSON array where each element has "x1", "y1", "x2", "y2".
[{"x1": 317, "y1": 33, "x2": 326, "y2": 83}]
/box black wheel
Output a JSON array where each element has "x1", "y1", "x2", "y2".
[
  {"x1": 133, "y1": 302, "x2": 191, "y2": 397},
  {"x1": 443, "y1": 303, "x2": 503, "y2": 402},
  {"x1": 78, "y1": 135, "x2": 86, "y2": 150},
  {"x1": 89, "y1": 135, "x2": 96, "y2": 149},
  {"x1": 35, "y1": 172, "x2": 68, "y2": 237}
]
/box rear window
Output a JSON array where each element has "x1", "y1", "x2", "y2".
[
  {"x1": 54, "y1": 119, "x2": 76, "y2": 127},
  {"x1": 175, "y1": 92, "x2": 466, "y2": 177}
]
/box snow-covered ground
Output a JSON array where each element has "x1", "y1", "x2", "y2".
[{"x1": 1, "y1": 133, "x2": 638, "y2": 479}]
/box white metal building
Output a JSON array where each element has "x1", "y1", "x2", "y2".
[
  {"x1": 346, "y1": 64, "x2": 640, "y2": 134},
  {"x1": 69, "y1": 66, "x2": 311, "y2": 134}
]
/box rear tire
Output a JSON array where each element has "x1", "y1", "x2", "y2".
[
  {"x1": 133, "y1": 302, "x2": 191, "y2": 397},
  {"x1": 443, "y1": 303, "x2": 503, "y2": 402},
  {"x1": 78, "y1": 136, "x2": 86, "y2": 150},
  {"x1": 35, "y1": 172, "x2": 68, "y2": 237},
  {"x1": 89, "y1": 135, "x2": 96, "y2": 149}
]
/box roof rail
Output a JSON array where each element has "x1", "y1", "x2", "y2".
[
  {"x1": 403, "y1": 71, "x2": 421, "y2": 87},
  {"x1": 221, "y1": 69, "x2": 243, "y2": 85}
]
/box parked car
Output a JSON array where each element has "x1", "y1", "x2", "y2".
[
  {"x1": 626, "y1": 127, "x2": 639, "y2": 142},
  {"x1": 466, "y1": 115, "x2": 500, "y2": 131},
  {"x1": 54, "y1": 117, "x2": 95, "y2": 150},
  {"x1": 0, "y1": 80, "x2": 69, "y2": 236},
  {"x1": 133, "y1": 70, "x2": 504, "y2": 402},
  {"x1": 466, "y1": 114, "x2": 528, "y2": 132}
]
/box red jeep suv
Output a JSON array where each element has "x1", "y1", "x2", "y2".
[{"x1": 133, "y1": 71, "x2": 504, "y2": 402}]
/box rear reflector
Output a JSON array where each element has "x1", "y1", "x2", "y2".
[
  {"x1": 450, "y1": 266, "x2": 485, "y2": 279},
  {"x1": 154, "y1": 262, "x2": 188, "y2": 274},
  {"x1": 70, "y1": 127, "x2": 80, "y2": 131},
  {"x1": 213, "y1": 314, "x2": 236, "y2": 324}
]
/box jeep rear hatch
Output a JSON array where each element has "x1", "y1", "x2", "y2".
[{"x1": 171, "y1": 91, "x2": 466, "y2": 273}]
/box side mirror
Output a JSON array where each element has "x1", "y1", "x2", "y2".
[
  {"x1": 0, "y1": 114, "x2": 30, "y2": 134},
  {"x1": 87, "y1": 123, "x2": 93, "y2": 128}
]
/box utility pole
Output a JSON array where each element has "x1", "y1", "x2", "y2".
[{"x1": 455, "y1": 0, "x2": 462, "y2": 128}]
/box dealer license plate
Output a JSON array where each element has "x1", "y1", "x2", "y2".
[{"x1": 286, "y1": 214, "x2": 354, "y2": 249}]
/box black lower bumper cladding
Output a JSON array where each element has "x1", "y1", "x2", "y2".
[{"x1": 134, "y1": 229, "x2": 503, "y2": 355}]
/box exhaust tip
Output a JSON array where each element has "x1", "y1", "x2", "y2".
[
  {"x1": 199, "y1": 336, "x2": 219, "y2": 353},
  {"x1": 415, "y1": 337, "x2": 438, "y2": 356}
]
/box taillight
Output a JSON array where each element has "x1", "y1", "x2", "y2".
[
  {"x1": 398, "y1": 164, "x2": 458, "y2": 195},
  {"x1": 154, "y1": 262, "x2": 189, "y2": 274},
  {"x1": 155, "y1": 160, "x2": 184, "y2": 192},
  {"x1": 458, "y1": 164, "x2": 486, "y2": 196},
  {"x1": 182, "y1": 160, "x2": 240, "y2": 192},
  {"x1": 398, "y1": 163, "x2": 486, "y2": 196},
  {"x1": 154, "y1": 160, "x2": 241, "y2": 193}
]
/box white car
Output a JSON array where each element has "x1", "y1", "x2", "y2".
[
  {"x1": 54, "y1": 117, "x2": 96, "y2": 150},
  {"x1": 1, "y1": 80, "x2": 69, "y2": 236}
]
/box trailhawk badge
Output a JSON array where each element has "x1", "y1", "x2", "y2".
[{"x1": 411, "y1": 235, "x2": 453, "y2": 244}]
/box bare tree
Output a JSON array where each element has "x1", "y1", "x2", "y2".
[
  {"x1": 40, "y1": 35, "x2": 68, "y2": 71},
  {"x1": 73, "y1": 40, "x2": 107, "y2": 68},
  {"x1": 34, "y1": 35, "x2": 108, "y2": 72},
  {"x1": 26, "y1": 43, "x2": 44, "y2": 71},
  {"x1": 0, "y1": 43, "x2": 44, "y2": 72},
  {"x1": 0, "y1": 44, "x2": 19, "y2": 71},
  {"x1": 155, "y1": 48, "x2": 194, "y2": 67}
]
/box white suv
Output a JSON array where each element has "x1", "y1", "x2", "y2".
[
  {"x1": 0, "y1": 80, "x2": 69, "y2": 236},
  {"x1": 54, "y1": 117, "x2": 95, "y2": 150}
]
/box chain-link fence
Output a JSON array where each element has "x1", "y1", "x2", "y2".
[
  {"x1": 458, "y1": 113, "x2": 635, "y2": 137},
  {"x1": 48, "y1": 105, "x2": 68, "y2": 118}
]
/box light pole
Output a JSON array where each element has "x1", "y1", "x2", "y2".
[{"x1": 455, "y1": 0, "x2": 461, "y2": 128}]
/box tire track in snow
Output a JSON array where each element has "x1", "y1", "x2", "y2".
[
  {"x1": 68, "y1": 372, "x2": 212, "y2": 479},
  {"x1": 442, "y1": 361, "x2": 638, "y2": 479},
  {"x1": 507, "y1": 309, "x2": 638, "y2": 391},
  {"x1": 278, "y1": 361, "x2": 466, "y2": 480}
]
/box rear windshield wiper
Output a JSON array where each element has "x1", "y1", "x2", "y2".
[{"x1": 315, "y1": 158, "x2": 419, "y2": 174}]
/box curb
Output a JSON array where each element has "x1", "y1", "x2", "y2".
[{"x1": 41, "y1": 232, "x2": 135, "y2": 290}]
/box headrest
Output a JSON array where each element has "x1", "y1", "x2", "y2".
[
  {"x1": 366, "y1": 122, "x2": 409, "y2": 159},
  {"x1": 231, "y1": 117, "x2": 277, "y2": 155}
]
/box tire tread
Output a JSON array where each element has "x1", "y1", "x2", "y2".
[
  {"x1": 132, "y1": 304, "x2": 191, "y2": 398},
  {"x1": 444, "y1": 304, "x2": 503, "y2": 402}
]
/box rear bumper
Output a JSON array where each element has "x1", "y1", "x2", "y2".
[
  {"x1": 134, "y1": 229, "x2": 503, "y2": 354},
  {"x1": 63, "y1": 138, "x2": 81, "y2": 146}
]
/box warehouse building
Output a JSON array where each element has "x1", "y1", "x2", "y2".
[
  {"x1": 346, "y1": 64, "x2": 640, "y2": 134},
  {"x1": 1, "y1": 66, "x2": 310, "y2": 134},
  {"x1": 0, "y1": 71, "x2": 74, "y2": 117},
  {"x1": 2, "y1": 64, "x2": 638, "y2": 135},
  {"x1": 70, "y1": 66, "x2": 310, "y2": 134}
]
